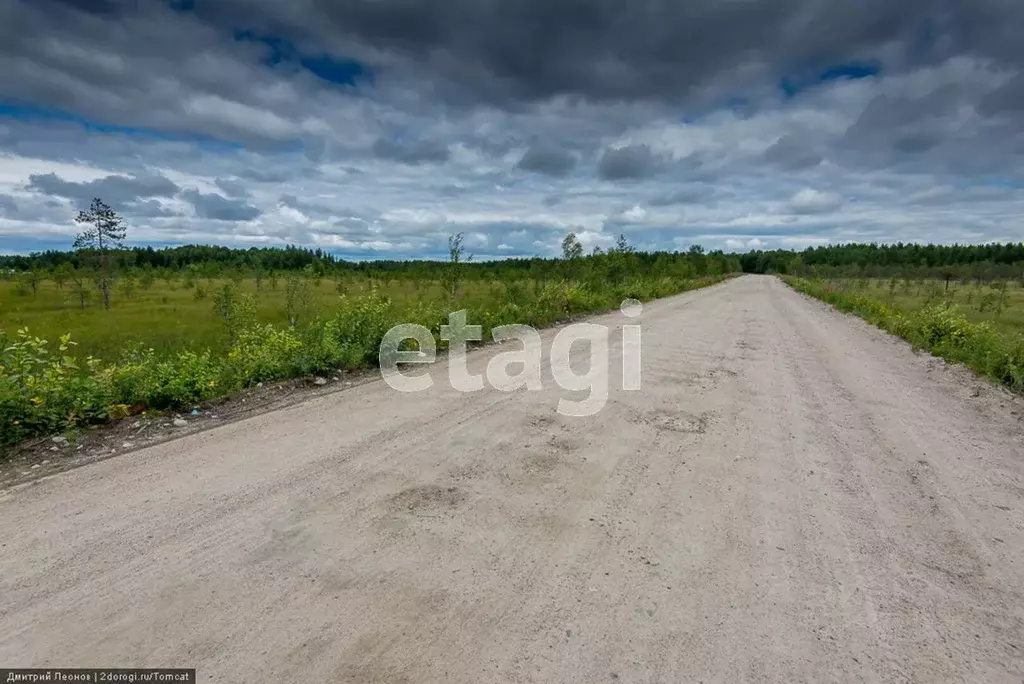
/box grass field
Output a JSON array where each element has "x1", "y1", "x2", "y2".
[
  {"x1": 0, "y1": 276, "x2": 519, "y2": 359},
  {"x1": 840, "y1": 278, "x2": 1024, "y2": 336}
]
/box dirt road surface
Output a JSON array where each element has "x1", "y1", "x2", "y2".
[{"x1": 2, "y1": 275, "x2": 1023, "y2": 682}]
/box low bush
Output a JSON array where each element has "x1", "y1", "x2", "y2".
[
  {"x1": 225, "y1": 324, "x2": 303, "y2": 385},
  {"x1": 0, "y1": 330, "x2": 111, "y2": 446}
]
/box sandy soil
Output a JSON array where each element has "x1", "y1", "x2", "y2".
[{"x1": 1, "y1": 275, "x2": 1023, "y2": 683}]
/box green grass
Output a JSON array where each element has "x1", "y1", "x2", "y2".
[
  {"x1": 837, "y1": 277, "x2": 1024, "y2": 336},
  {"x1": 0, "y1": 276, "x2": 502, "y2": 358}
]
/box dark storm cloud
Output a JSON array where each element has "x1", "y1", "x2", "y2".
[
  {"x1": 26, "y1": 171, "x2": 180, "y2": 209},
  {"x1": 279, "y1": 193, "x2": 377, "y2": 221},
  {"x1": 978, "y1": 73, "x2": 1024, "y2": 118},
  {"x1": 2, "y1": 0, "x2": 1023, "y2": 167},
  {"x1": 238, "y1": 167, "x2": 298, "y2": 183},
  {"x1": 516, "y1": 145, "x2": 577, "y2": 177},
  {"x1": 49, "y1": 0, "x2": 122, "y2": 13},
  {"x1": 6, "y1": 0, "x2": 1022, "y2": 126},
  {"x1": 371, "y1": 138, "x2": 451, "y2": 165},
  {"x1": 0, "y1": 0, "x2": 315, "y2": 146},
  {"x1": 832, "y1": 74, "x2": 1024, "y2": 178},
  {"x1": 128, "y1": 198, "x2": 179, "y2": 217},
  {"x1": 0, "y1": 191, "x2": 89, "y2": 225},
  {"x1": 0, "y1": 195, "x2": 20, "y2": 218},
  {"x1": 649, "y1": 185, "x2": 715, "y2": 206},
  {"x1": 198, "y1": 0, "x2": 1024, "y2": 103},
  {"x1": 848, "y1": 90, "x2": 961, "y2": 138},
  {"x1": 763, "y1": 135, "x2": 823, "y2": 170},
  {"x1": 182, "y1": 189, "x2": 261, "y2": 221},
  {"x1": 214, "y1": 178, "x2": 251, "y2": 198},
  {"x1": 598, "y1": 144, "x2": 662, "y2": 181},
  {"x1": 893, "y1": 134, "x2": 940, "y2": 154}
]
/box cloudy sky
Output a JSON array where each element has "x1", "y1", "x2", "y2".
[{"x1": 0, "y1": 0, "x2": 1022, "y2": 260}]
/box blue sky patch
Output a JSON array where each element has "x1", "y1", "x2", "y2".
[
  {"x1": 0, "y1": 102, "x2": 242, "y2": 150},
  {"x1": 299, "y1": 55, "x2": 370, "y2": 87},
  {"x1": 234, "y1": 30, "x2": 372, "y2": 87},
  {"x1": 781, "y1": 61, "x2": 881, "y2": 98}
]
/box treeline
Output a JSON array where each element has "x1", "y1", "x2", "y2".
[
  {"x1": 0, "y1": 245, "x2": 340, "y2": 273},
  {"x1": 741, "y1": 242, "x2": 1024, "y2": 280},
  {"x1": 0, "y1": 243, "x2": 741, "y2": 282},
  {"x1": 7, "y1": 241, "x2": 1022, "y2": 282}
]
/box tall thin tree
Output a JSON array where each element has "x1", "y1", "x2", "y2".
[
  {"x1": 561, "y1": 232, "x2": 584, "y2": 260},
  {"x1": 73, "y1": 198, "x2": 126, "y2": 311},
  {"x1": 447, "y1": 232, "x2": 472, "y2": 296}
]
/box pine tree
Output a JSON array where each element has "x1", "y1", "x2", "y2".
[{"x1": 73, "y1": 198, "x2": 126, "y2": 311}]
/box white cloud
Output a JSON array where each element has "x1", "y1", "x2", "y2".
[
  {"x1": 621, "y1": 205, "x2": 647, "y2": 221},
  {"x1": 788, "y1": 189, "x2": 844, "y2": 215}
]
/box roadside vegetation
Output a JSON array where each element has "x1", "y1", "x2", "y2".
[
  {"x1": 746, "y1": 241, "x2": 1024, "y2": 391},
  {"x1": 783, "y1": 276, "x2": 1024, "y2": 393},
  {"x1": 0, "y1": 200, "x2": 739, "y2": 450}
]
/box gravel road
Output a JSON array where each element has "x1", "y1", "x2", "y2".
[{"x1": 2, "y1": 275, "x2": 1023, "y2": 683}]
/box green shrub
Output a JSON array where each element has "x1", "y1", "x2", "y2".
[
  {"x1": 0, "y1": 329, "x2": 113, "y2": 446},
  {"x1": 212, "y1": 282, "x2": 256, "y2": 344},
  {"x1": 149, "y1": 350, "x2": 223, "y2": 408},
  {"x1": 283, "y1": 291, "x2": 402, "y2": 371},
  {"x1": 329, "y1": 292, "x2": 396, "y2": 359},
  {"x1": 110, "y1": 346, "x2": 161, "y2": 406},
  {"x1": 109, "y1": 345, "x2": 224, "y2": 410},
  {"x1": 226, "y1": 323, "x2": 303, "y2": 385}
]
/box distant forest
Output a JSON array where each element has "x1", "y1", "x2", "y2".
[
  {"x1": 0, "y1": 243, "x2": 741, "y2": 280},
  {"x1": 1, "y1": 241, "x2": 1023, "y2": 281},
  {"x1": 740, "y1": 242, "x2": 1024, "y2": 280}
]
